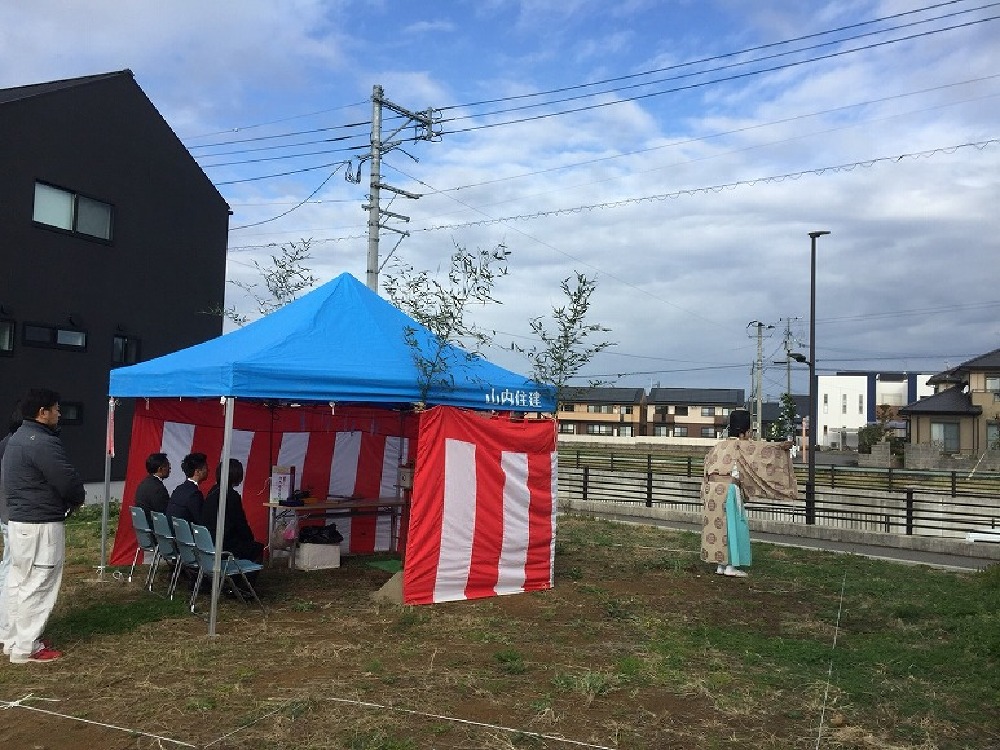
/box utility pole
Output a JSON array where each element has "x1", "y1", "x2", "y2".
[
  {"x1": 777, "y1": 317, "x2": 801, "y2": 441},
  {"x1": 364, "y1": 84, "x2": 439, "y2": 293},
  {"x1": 747, "y1": 321, "x2": 773, "y2": 438},
  {"x1": 783, "y1": 318, "x2": 792, "y2": 398}
]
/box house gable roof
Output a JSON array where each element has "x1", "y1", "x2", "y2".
[
  {"x1": 927, "y1": 347, "x2": 1000, "y2": 385},
  {"x1": 0, "y1": 70, "x2": 130, "y2": 105},
  {"x1": 0, "y1": 69, "x2": 227, "y2": 211},
  {"x1": 561, "y1": 387, "x2": 645, "y2": 404},
  {"x1": 953, "y1": 347, "x2": 1000, "y2": 371},
  {"x1": 899, "y1": 386, "x2": 982, "y2": 416},
  {"x1": 647, "y1": 388, "x2": 745, "y2": 406}
]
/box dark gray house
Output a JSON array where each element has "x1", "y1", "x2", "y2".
[{"x1": 0, "y1": 70, "x2": 229, "y2": 480}]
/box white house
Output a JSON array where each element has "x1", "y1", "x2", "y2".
[{"x1": 816, "y1": 372, "x2": 934, "y2": 449}]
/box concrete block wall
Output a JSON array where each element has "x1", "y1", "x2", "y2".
[
  {"x1": 905, "y1": 444, "x2": 1000, "y2": 471},
  {"x1": 858, "y1": 442, "x2": 901, "y2": 469}
]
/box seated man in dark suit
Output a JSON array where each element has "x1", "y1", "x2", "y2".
[
  {"x1": 134, "y1": 452, "x2": 171, "y2": 524},
  {"x1": 200, "y1": 458, "x2": 264, "y2": 564},
  {"x1": 166, "y1": 452, "x2": 208, "y2": 524}
]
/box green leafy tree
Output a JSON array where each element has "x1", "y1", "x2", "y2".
[
  {"x1": 857, "y1": 423, "x2": 886, "y2": 454},
  {"x1": 382, "y1": 241, "x2": 510, "y2": 404},
  {"x1": 858, "y1": 404, "x2": 904, "y2": 455},
  {"x1": 214, "y1": 239, "x2": 318, "y2": 326},
  {"x1": 767, "y1": 392, "x2": 798, "y2": 441},
  {"x1": 524, "y1": 271, "x2": 614, "y2": 406}
]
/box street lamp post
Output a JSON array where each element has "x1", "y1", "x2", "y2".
[{"x1": 806, "y1": 230, "x2": 831, "y2": 525}]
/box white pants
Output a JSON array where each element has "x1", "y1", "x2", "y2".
[
  {"x1": 0, "y1": 522, "x2": 11, "y2": 644},
  {"x1": 6, "y1": 521, "x2": 64, "y2": 660}
]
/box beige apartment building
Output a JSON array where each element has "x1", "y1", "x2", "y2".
[
  {"x1": 557, "y1": 387, "x2": 645, "y2": 437},
  {"x1": 644, "y1": 388, "x2": 745, "y2": 438}
]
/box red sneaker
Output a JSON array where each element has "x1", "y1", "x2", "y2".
[
  {"x1": 11, "y1": 646, "x2": 62, "y2": 664},
  {"x1": 4, "y1": 638, "x2": 51, "y2": 657}
]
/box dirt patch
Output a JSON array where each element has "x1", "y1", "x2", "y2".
[{"x1": 0, "y1": 516, "x2": 989, "y2": 749}]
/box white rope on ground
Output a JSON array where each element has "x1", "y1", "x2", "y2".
[
  {"x1": 610, "y1": 543, "x2": 699, "y2": 555},
  {"x1": 203, "y1": 702, "x2": 288, "y2": 747},
  {"x1": 815, "y1": 572, "x2": 848, "y2": 749},
  {"x1": 0, "y1": 694, "x2": 197, "y2": 747},
  {"x1": 301, "y1": 696, "x2": 620, "y2": 750}
]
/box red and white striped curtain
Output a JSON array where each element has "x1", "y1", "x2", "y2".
[
  {"x1": 404, "y1": 407, "x2": 558, "y2": 604},
  {"x1": 110, "y1": 400, "x2": 417, "y2": 565}
]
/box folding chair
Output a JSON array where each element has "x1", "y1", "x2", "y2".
[
  {"x1": 128, "y1": 506, "x2": 160, "y2": 590},
  {"x1": 170, "y1": 517, "x2": 202, "y2": 612},
  {"x1": 190, "y1": 523, "x2": 265, "y2": 611},
  {"x1": 149, "y1": 511, "x2": 183, "y2": 599}
]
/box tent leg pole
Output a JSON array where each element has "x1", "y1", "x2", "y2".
[
  {"x1": 208, "y1": 396, "x2": 236, "y2": 637},
  {"x1": 98, "y1": 397, "x2": 115, "y2": 583}
]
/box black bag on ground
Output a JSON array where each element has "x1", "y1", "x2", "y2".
[{"x1": 299, "y1": 524, "x2": 344, "y2": 545}]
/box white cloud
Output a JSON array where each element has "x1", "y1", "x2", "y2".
[{"x1": 5, "y1": 0, "x2": 1000, "y2": 391}]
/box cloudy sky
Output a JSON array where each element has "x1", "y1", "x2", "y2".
[{"x1": 3, "y1": 0, "x2": 999, "y2": 399}]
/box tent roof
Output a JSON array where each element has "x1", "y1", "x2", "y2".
[{"x1": 109, "y1": 273, "x2": 554, "y2": 411}]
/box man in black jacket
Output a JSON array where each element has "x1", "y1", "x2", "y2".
[
  {"x1": 134, "y1": 452, "x2": 171, "y2": 524},
  {"x1": 0, "y1": 389, "x2": 85, "y2": 664},
  {"x1": 201, "y1": 458, "x2": 264, "y2": 564},
  {"x1": 166, "y1": 453, "x2": 208, "y2": 523}
]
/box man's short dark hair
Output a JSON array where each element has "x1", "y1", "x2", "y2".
[
  {"x1": 20, "y1": 388, "x2": 60, "y2": 420},
  {"x1": 215, "y1": 458, "x2": 244, "y2": 487},
  {"x1": 145, "y1": 452, "x2": 170, "y2": 474},
  {"x1": 180, "y1": 452, "x2": 208, "y2": 478}
]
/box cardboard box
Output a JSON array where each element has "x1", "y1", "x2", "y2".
[
  {"x1": 294, "y1": 542, "x2": 341, "y2": 571},
  {"x1": 270, "y1": 465, "x2": 296, "y2": 504}
]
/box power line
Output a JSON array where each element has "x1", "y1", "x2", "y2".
[
  {"x1": 181, "y1": 99, "x2": 369, "y2": 141},
  {"x1": 181, "y1": 3, "x2": 997, "y2": 173},
  {"x1": 432, "y1": 75, "x2": 1000, "y2": 195},
  {"x1": 437, "y1": 2, "x2": 998, "y2": 128},
  {"x1": 437, "y1": 13, "x2": 1000, "y2": 137},
  {"x1": 818, "y1": 300, "x2": 1000, "y2": 324},
  {"x1": 380, "y1": 160, "x2": 726, "y2": 328},
  {"x1": 211, "y1": 73, "x2": 1000, "y2": 208},
  {"x1": 208, "y1": 13, "x2": 996, "y2": 179},
  {"x1": 183, "y1": 0, "x2": 981, "y2": 150},
  {"x1": 197, "y1": 136, "x2": 369, "y2": 167},
  {"x1": 440, "y1": 0, "x2": 980, "y2": 111},
  {"x1": 229, "y1": 163, "x2": 348, "y2": 230},
  {"x1": 222, "y1": 135, "x2": 1000, "y2": 248},
  {"x1": 214, "y1": 159, "x2": 351, "y2": 186},
  {"x1": 406, "y1": 138, "x2": 1000, "y2": 233}
]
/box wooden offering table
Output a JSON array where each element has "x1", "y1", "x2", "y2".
[{"x1": 264, "y1": 496, "x2": 407, "y2": 568}]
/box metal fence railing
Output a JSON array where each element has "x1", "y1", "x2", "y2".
[
  {"x1": 558, "y1": 465, "x2": 1000, "y2": 541},
  {"x1": 559, "y1": 448, "x2": 1000, "y2": 498}
]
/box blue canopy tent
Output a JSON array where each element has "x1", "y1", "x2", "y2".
[
  {"x1": 100, "y1": 273, "x2": 554, "y2": 632},
  {"x1": 107, "y1": 272, "x2": 552, "y2": 408}
]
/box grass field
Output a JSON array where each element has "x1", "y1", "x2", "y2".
[{"x1": 0, "y1": 505, "x2": 996, "y2": 750}]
